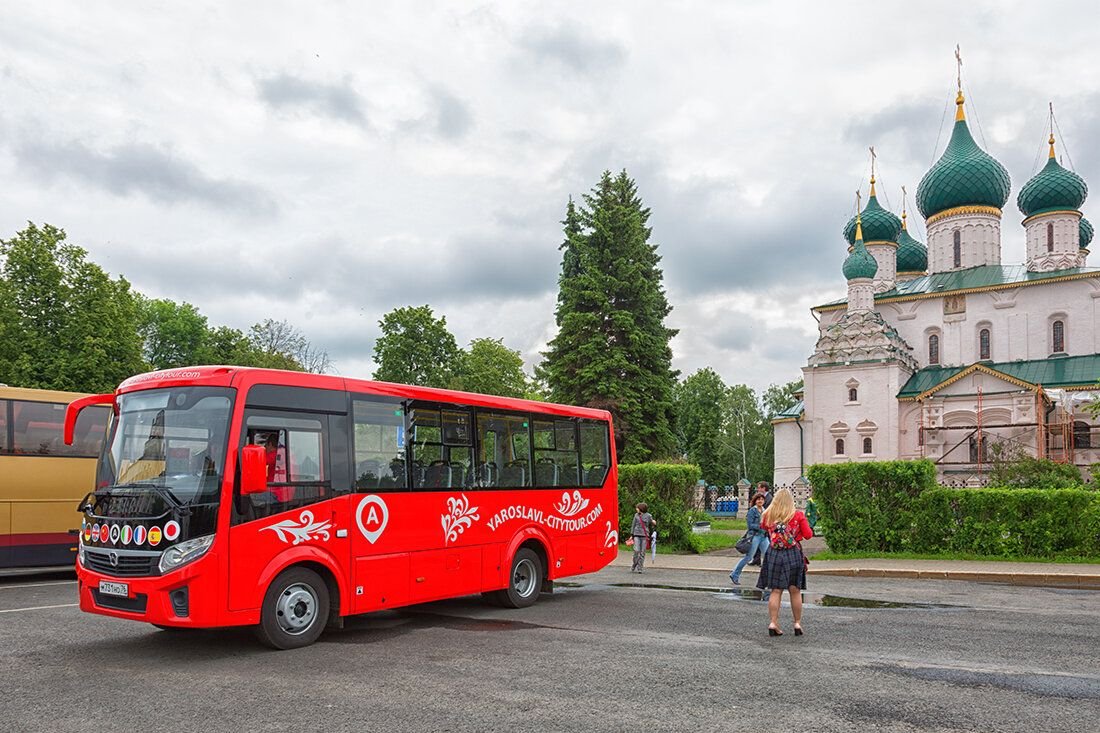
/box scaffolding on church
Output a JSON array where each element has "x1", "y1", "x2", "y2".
[{"x1": 916, "y1": 385, "x2": 1094, "y2": 485}]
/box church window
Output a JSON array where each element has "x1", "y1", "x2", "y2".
[
  {"x1": 979, "y1": 329, "x2": 991, "y2": 360},
  {"x1": 953, "y1": 230, "x2": 962, "y2": 267},
  {"x1": 928, "y1": 334, "x2": 940, "y2": 365},
  {"x1": 1053, "y1": 320, "x2": 1065, "y2": 353},
  {"x1": 1074, "y1": 421, "x2": 1092, "y2": 450},
  {"x1": 1047, "y1": 223, "x2": 1054, "y2": 253},
  {"x1": 848, "y1": 387, "x2": 858, "y2": 402},
  {"x1": 835, "y1": 438, "x2": 845, "y2": 456},
  {"x1": 862, "y1": 437, "x2": 873, "y2": 455}
]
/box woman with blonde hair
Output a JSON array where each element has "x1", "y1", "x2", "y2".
[{"x1": 756, "y1": 488, "x2": 813, "y2": 636}]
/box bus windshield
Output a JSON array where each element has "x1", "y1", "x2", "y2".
[{"x1": 102, "y1": 387, "x2": 233, "y2": 506}]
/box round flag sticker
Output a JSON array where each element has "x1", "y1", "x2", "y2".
[
  {"x1": 91, "y1": 524, "x2": 100, "y2": 543},
  {"x1": 99, "y1": 525, "x2": 110, "y2": 543},
  {"x1": 148, "y1": 526, "x2": 163, "y2": 547},
  {"x1": 134, "y1": 526, "x2": 147, "y2": 545},
  {"x1": 121, "y1": 525, "x2": 133, "y2": 545},
  {"x1": 109, "y1": 525, "x2": 120, "y2": 543},
  {"x1": 83, "y1": 524, "x2": 92, "y2": 543},
  {"x1": 164, "y1": 520, "x2": 181, "y2": 542}
]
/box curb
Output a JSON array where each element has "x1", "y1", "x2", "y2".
[{"x1": 611, "y1": 559, "x2": 1100, "y2": 590}]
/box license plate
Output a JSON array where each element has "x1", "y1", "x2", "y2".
[{"x1": 98, "y1": 580, "x2": 129, "y2": 597}]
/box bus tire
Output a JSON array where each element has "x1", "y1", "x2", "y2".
[
  {"x1": 255, "y1": 567, "x2": 330, "y2": 650},
  {"x1": 497, "y1": 548, "x2": 543, "y2": 609}
]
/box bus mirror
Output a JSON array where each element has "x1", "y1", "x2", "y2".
[
  {"x1": 64, "y1": 393, "x2": 115, "y2": 445},
  {"x1": 240, "y1": 445, "x2": 268, "y2": 495}
]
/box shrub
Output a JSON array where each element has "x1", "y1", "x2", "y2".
[
  {"x1": 806, "y1": 460, "x2": 937, "y2": 553},
  {"x1": 618, "y1": 462, "x2": 702, "y2": 551},
  {"x1": 987, "y1": 456, "x2": 1084, "y2": 489},
  {"x1": 913, "y1": 488, "x2": 1100, "y2": 557}
]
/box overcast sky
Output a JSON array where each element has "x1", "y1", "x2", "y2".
[{"x1": 2, "y1": 1, "x2": 1097, "y2": 394}]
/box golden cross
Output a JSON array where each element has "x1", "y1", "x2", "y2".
[
  {"x1": 869, "y1": 145, "x2": 876, "y2": 178},
  {"x1": 955, "y1": 45, "x2": 962, "y2": 91}
]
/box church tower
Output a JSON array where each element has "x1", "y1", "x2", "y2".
[
  {"x1": 916, "y1": 89, "x2": 1011, "y2": 274},
  {"x1": 1018, "y1": 129, "x2": 1090, "y2": 271}
]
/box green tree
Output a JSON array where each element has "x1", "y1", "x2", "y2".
[
  {"x1": 136, "y1": 297, "x2": 210, "y2": 370},
  {"x1": 541, "y1": 170, "x2": 679, "y2": 463},
  {"x1": 0, "y1": 222, "x2": 144, "y2": 392},
  {"x1": 723, "y1": 384, "x2": 771, "y2": 484},
  {"x1": 372, "y1": 305, "x2": 461, "y2": 388},
  {"x1": 673, "y1": 368, "x2": 730, "y2": 485},
  {"x1": 762, "y1": 379, "x2": 803, "y2": 419},
  {"x1": 454, "y1": 338, "x2": 530, "y2": 398}
]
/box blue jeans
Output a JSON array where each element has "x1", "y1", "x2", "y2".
[{"x1": 731, "y1": 533, "x2": 769, "y2": 581}]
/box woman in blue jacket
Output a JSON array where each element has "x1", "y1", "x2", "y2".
[{"x1": 730, "y1": 493, "x2": 769, "y2": 585}]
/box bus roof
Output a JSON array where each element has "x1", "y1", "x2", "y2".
[
  {"x1": 116, "y1": 366, "x2": 613, "y2": 422},
  {"x1": 0, "y1": 385, "x2": 95, "y2": 403}
]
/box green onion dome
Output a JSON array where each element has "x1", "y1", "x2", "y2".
[
  {"x1": 843, "y1": 220, "x2": 878, "y2": 280},
  {"x1": 896, "y1": 212, "x2": 928, "y2": 272},
  {"x1": 916, "y1": 92, "x2": 1011, "y2": 219},
  {"x1": 1081, "y1": 217, "x2": 1094, "y2": 249},
  {"x1": 843, "y1": 179, "x2": 902, "y2": 245},
  {"x1": 1017, "y1": 135, "x2": 1088, "y2": 217}
]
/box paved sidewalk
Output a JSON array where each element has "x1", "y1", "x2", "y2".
[{"x1": 617, "y1": 551, "x2": 1100, "y2": 589}]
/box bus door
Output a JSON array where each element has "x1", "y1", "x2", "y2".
[{"x1": 229, "y1": 397, "x2": 351, "y2": 612}]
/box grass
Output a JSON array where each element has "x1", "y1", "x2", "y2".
[
  {"x1": 619, "y1": 530, "x2": 740, "y2": 555},
  {"x1": 810, "y1": 550, "x2": 1100, "y2": 564},
  {"x1": 706, "y1": 517, "x2": 747, "y2": 531}
]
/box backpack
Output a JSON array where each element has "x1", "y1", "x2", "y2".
[{"x1": 769, "y1": 518, "x2": 799, "y2": 549}]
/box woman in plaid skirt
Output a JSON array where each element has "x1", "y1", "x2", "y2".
[{"x1": 756, "y1": 488, "x2": 813, "y2": 636}]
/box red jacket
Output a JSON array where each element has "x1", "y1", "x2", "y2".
[{"x1": 761, "y1": 510, "x2": 813, "y2": 545}]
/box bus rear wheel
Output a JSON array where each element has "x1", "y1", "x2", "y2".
[
  {"x1": 255, "y1": 567, "x2": 330, "y2": 650},
  {"x1": 492, "y1": 548, "x2": 543, "y2": 609}
]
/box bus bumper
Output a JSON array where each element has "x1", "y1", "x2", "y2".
[{"x1": 75, "y1": 553, "x2": 224, "y2": 628}]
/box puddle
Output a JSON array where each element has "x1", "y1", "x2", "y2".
[{"x1": 607, "y1": 582, "x2": 957, "y2": 609}]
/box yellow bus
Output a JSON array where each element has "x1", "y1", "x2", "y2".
[{"x1": 0, "y1": 386, "x2": 111, "y2": 569}]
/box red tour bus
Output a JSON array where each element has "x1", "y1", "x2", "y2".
[{"x1": 65, "y1": 366, "x2": 618, "y2": 648}]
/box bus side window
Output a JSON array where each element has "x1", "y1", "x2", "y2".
[
  {"x1": 579, "y1": 419, "x2": 611, "y2": 487},
  {"x1": 0, "y1": 399, "x2": 8, "y2": 453},
  {"x1": 352, "y1": 397, "x2": 406, "y2": 490},
  {"x1": 236, "y1": 413, "x2": 331, "y2": 523}
]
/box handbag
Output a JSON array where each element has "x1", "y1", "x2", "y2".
[{"x1": 735, "y1": 533, "x2": 752, "y2": 555}]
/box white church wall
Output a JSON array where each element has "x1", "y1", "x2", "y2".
[{"x1": 772, "y1": 420, "x2": 805, "y2": 486}]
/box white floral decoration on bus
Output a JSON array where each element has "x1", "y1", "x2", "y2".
[
  {"x1": 555, "y1": 490, "x2": 590, "y2": 517},
  {"x1": 261, "y1": 510, "x2": 332, "y2": 545},
  {"x1": 604, "y1": 521, "x2": 618, "y2": 548},
  {"x1": 442, "y1": 494, "x2": 480, "y2": 544}
]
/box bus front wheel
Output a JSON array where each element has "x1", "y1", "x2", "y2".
[
  {"x1": 493, "y1": 548, "x2": 543, "y2": 609},
  {"x1": 255, "y1": 567, "x2": 330, "y2": 650}
]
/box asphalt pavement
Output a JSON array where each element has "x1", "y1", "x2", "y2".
[{"x1": 1, "y1": 567, "x2": 1098, "y2": 732}]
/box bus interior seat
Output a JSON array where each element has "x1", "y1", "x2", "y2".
[
  {"x1": 356, "y1": 459, "x2": 382, "y2": 488},
  {"x1": 424, "y1": 460, "x2": 450, "y2": 488},
  {"x1": 478, "y1": 462, "x2": 498, "y2": 487},
  {"x1": 448, "y1": 462, "x2": 467, "y2": 488},
  {"x1": 535, "y1": 458, "x2": 558, "y2": 486},
  {"x1": 585, "y1": 464, "x2": 608, "y2": 485},
  {"x1": 500, "y1": 460, "x2": 527, "y2": 487}
]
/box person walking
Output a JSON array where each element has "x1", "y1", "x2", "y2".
[
  {"x1": 756, "y1": 488, "x2": 813, "y2": 637},
  {"x1": 749, "y1": 481, "x2": 773, "y2": 565},
  {"x1": 630, "y1": 502, "x2": 657, "y2": 573},
  {"x1": 729, "y1": 492, "x2": 769, "y2": 585}
]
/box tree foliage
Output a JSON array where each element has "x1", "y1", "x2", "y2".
[
  {"x1": 453, "y1": 338, "x2": 529, "y2": 398},
  {"x1": 0, "y1": 222, "x2": 145, "y2": 392},
  {"x1": 372, "y1": 305, "x2": 462, "y2": 388},
  {"x1": 541, "y1": 170, "x2": 679, "y2": 463},
  {"x1": 673, "y1": 368, "x2": 728, "y2": 485}
]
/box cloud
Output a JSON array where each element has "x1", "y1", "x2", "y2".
[
  {"x1": 518, "y1": 24, "x2": 626, "y2": 75},
  {"x1": 400, "y1": 86, "x2": 474, "y2": 140},
  {"x1": 13, "y1": 138, "x2": 278, "y2": 217},
  {"x1": 256, "y1": 73, "x2": 368, "y2": 127}
]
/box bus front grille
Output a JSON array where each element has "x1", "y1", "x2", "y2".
[{"x1": 84, "y1": 548, "x2": 158, "y2": 577}]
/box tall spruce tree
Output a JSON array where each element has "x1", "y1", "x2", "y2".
[{"x1": 542, "y1": 170, "x2": 678, "y2": 463}]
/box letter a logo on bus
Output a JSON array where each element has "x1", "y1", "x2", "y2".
[{"x1": 355, "y1": 495, "x2": 389, "y2": 544}]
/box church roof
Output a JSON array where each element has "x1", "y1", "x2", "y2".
[
  {"x1": 897, "y1": 353, "x2": 1100, "y2": 400},
  {"x1": 771, "y1": 400, "x2": 804, "y2": 424},
  {"x1": 1017, "y1": 135, "x2": 1088, "y2": 218},
  {"x1": 816, "y1": 264, "x2": 1100, "y2": 311}
]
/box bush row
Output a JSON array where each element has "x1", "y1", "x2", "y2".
[
  {"x1": 807, "y1": 459, "x2": 1100, "y2": 557},
  {"x1": 617, "y1": 462, "x2": 702, "y2": 551}
]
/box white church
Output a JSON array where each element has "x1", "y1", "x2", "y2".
[{"x1": 772, "y1": 83, "x2": 1100, "y2": 486}]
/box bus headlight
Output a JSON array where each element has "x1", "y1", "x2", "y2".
[
  {"x1": 77, "y1": 541, "x2": 85, "y2": 566},
  {"x1": 158, "y1": 534, "x2": 214, "y2": 574}
]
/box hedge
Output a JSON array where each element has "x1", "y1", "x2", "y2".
[
  {"x1": 618, "y1": 462, "x2": 702, "y2": 551},
  {"x1": 808, "y1": 458, "x2": 1100, "y2": 557},
  {"x1": 913, "y1": 488, "x2": 1100, "y2": 557},
  {"x1": 806, "y1": 460, "x2": 937, "y2": 553}
]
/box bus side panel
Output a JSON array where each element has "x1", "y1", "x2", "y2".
[
  {"x1": 10, "y1": 501, "x2": 77, "y2": 567},
  {"x1": 0, "y1": 503, "x2": 10, "y2": 568},
  {"x1": 351, "y1": 553, "x2": 410, "y2": 614},
  {"x1": 408, "y1": 546, "x2": 482, "y2": 604}
]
